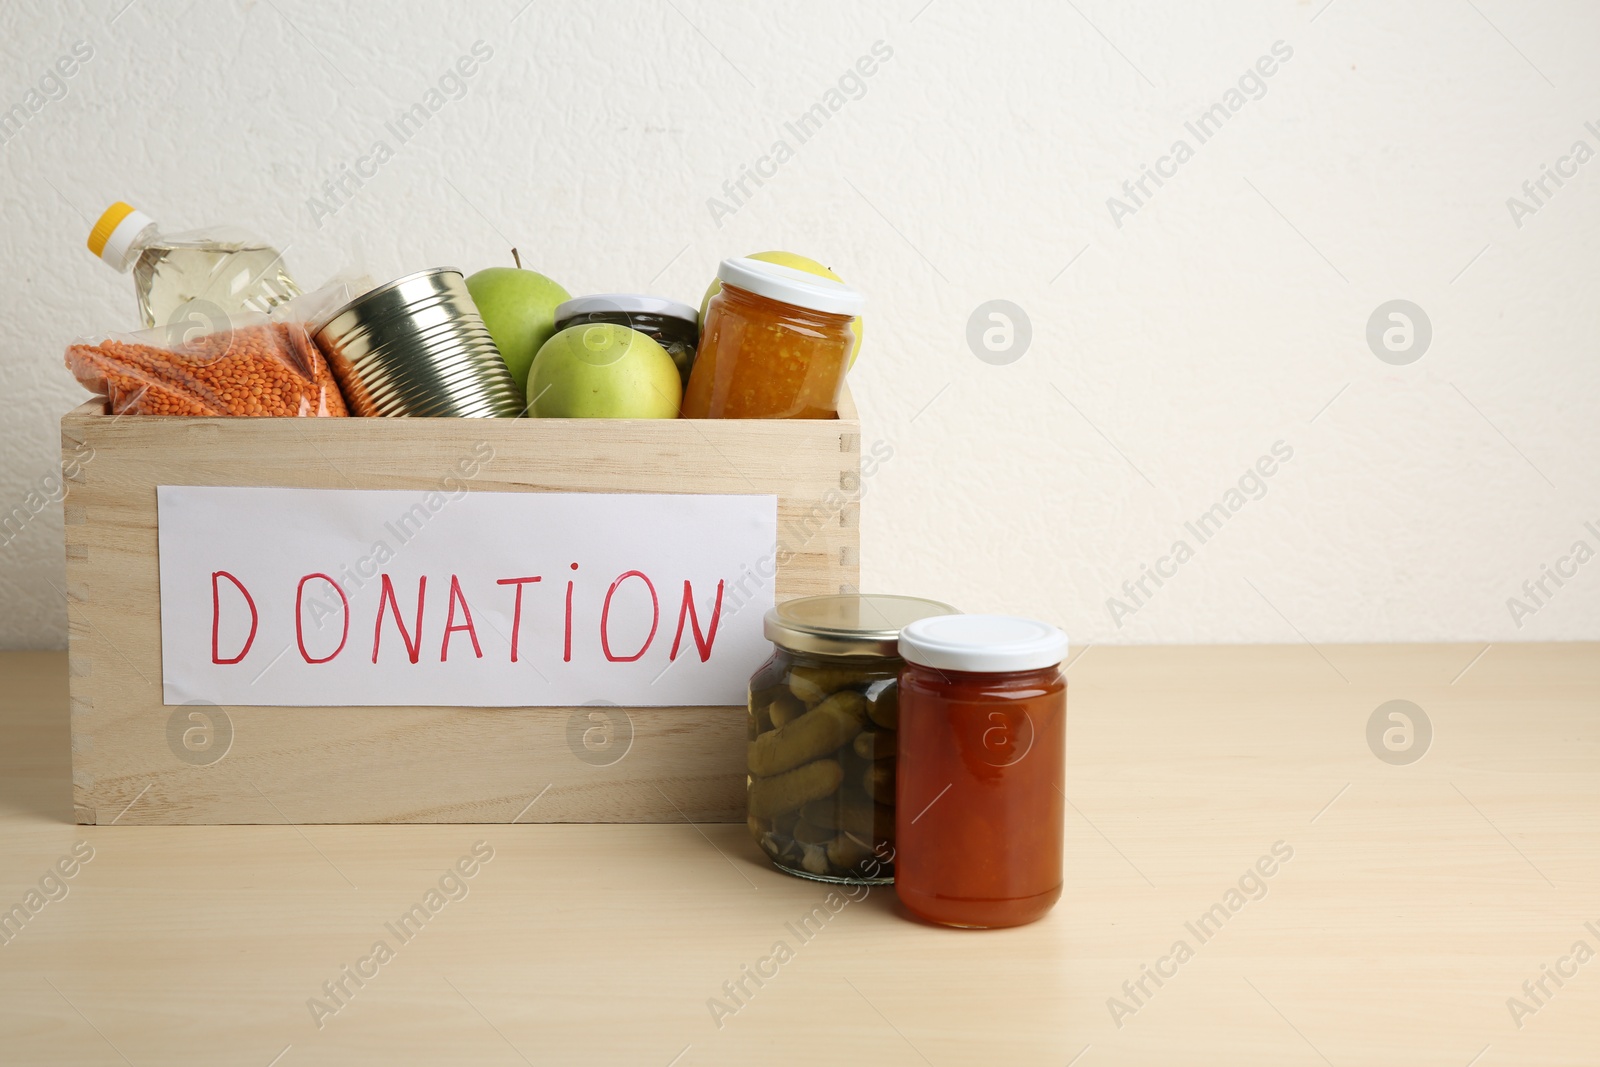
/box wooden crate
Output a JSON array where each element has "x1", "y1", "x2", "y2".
[{"x1": 60, "y1": 390, "x2": 860, "y2": 825}]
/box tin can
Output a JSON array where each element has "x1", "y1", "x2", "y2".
[{"x1": 312, "y1": 268, "x2": 523, "y2": 418}]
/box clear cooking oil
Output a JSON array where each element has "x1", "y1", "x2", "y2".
[{"x1": 87, "y1": 202, "x2": 301, "y2": 329}]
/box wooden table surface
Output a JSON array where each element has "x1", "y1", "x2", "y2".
[{"x1": 2, "y1": 644, "x2": 1597, "y2": 1066}]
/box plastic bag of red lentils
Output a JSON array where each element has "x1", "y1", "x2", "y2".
[{"x1": 64, "y1": 314, "x2": 349, "y2": 417}]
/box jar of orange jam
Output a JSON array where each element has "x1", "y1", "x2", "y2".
[
  {"x1": 895, "y1": 615, "x2": 1069, "y2": 928},
  {"x1": 682, "y1": 257, "x2": 863, "y2": 419}
]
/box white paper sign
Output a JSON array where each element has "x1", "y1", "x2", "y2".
[{"x1": 156, "y1": 486, "x2": 777, "y2": 707}]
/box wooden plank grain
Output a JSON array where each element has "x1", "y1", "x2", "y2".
[{"x1": 1, "y1": 645, "x2": 1596, "y2": 1065}]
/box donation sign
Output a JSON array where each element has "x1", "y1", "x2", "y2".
[{"x1": 156, "y1": 486, "x2": 778, "y2": 707}]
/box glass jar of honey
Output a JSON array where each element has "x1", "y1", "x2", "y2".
[
  {"x1": 894, "y1": 615, "x2": 1069, "y2": 928},
  {"x1": 747, "y1": 594, "x2": 956, "y2": 884},
  {"x1": 683, "y1": 257, "x2": 864, "y2": 419}
]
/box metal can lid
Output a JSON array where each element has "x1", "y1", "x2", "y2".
[
  {"x1": 899, "y1": 614, "x2": 1069, "y2": 673},
  {"x1": 764, "y1": 594, "x2": 958, "y2": 658},
  {"x1": 311, "y1": 267, "x2": 464, "y2": 335}
]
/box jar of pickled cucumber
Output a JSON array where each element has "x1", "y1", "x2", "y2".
[{"x1": 747, "y1": 594, "x2": 957, "y2": 884}]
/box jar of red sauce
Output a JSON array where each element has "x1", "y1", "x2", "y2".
[
  {"x1": 894, "y1": 615, "x2": 1069, "y2": 928},
  {"x1": 682, "y1": 257, "x2": 863, "y2": 419}
]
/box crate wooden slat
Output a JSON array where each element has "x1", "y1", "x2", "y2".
[{"x1": 61, "y1": 390, "x2": 860, "y2": 824}]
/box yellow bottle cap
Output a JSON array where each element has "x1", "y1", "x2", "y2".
[
  {"x1": 87, "y1": 202, "x2": 156, "y2": 269},
  {"x1": 87, "y1": 202, "x2": 137, "y2": 257}
]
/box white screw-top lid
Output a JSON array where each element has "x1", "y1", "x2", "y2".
[
  {"x1": 555, "y1": 293, "x2": 700, "y2": 324},
  {"x1": 715, "y1": 256, "x2": 865, "y2": 317},
  {"x1": 898, "y1": 614, "x2": 1069, "y2": 673}
]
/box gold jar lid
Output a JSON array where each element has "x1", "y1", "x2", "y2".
[{"x1": 763, "y1": 594, "x2": 958, "y2": 658}]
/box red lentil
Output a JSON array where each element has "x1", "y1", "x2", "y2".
[{"x1": 66, "y1": 322, "x2": 348, "y2": 417}]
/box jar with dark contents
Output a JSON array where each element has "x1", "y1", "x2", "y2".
[
  {"x1": 747, "y1": 594, "x2": 956, "y2": 884},
  {"x1": 552, "y1": 294, "x2": 699, "y2": 388}
]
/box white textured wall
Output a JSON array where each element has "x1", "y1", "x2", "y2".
[{"x1": 2, "y1": 0, "x2": 1597, "y2": 650}]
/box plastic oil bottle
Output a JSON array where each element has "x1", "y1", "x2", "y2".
[{"x1": 86, "y1": 201, "x2": 302, "y2": 329}]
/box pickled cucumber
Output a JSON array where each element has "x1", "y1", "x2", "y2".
[
  {"x1": 827, "y1": 833, "x2": 874, "y2": 872},
  {"x1": 787, "y1": 672, "x2": 829, "y2": 708},
  {"x1": 852, "y1": 729, "x2": 896, "y2": 761},
  {"x1": 790, "y1": 664, "x2": 869, "y2": 695},
  {"x1": 767, "y1": 691, "x2": 805, "y2": 728},
  {"x1": 863, "y1": 761, "x2": 895, "y2": 801},
  {"x1": 746, "y1": 652, "x2": 902, "y2": 881},
  {"x1": 747, "y1": 758, "x2": 844, "y2": 819},
  {"x1": 748, "y1": 690, "x2": 868, "y2": 777},
  {"x1": 803, "y1": 790, "x2": 893, "y2": 839},
  {"x1": 867, "y1": 685, "x2": 899, "y2": 729}
]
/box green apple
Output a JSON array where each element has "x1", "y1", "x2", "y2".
[
  {"x1": 465, "y1": 254, "x2": 570, "y2": 395},
  {"x1": 699, "y1": 250, "x2": 863, "y2": 369},
  {"x1": 528, "y1": 324, "x2": 681, "y2": 418}
]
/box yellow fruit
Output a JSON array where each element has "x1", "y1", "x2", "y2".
[{"x1": 699, "y1": 251, "x2": 863, "y2": 369}]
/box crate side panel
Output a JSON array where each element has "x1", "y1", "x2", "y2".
[{"x1": 61, "y1": 409, "x2": 857, "y2": 823}]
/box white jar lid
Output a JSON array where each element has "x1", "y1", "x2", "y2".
[
  {"x1": 555, "y1": 293, "x2": 700, "y2": 324},
  {"x1": 898, "y1": 614, "x2": 1068, "y2": 673},
  {"x1": 715, "y1": 256, "x2": 865, "y2": 317}
]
